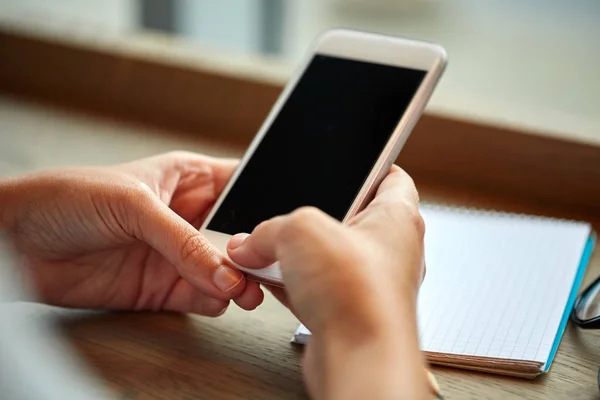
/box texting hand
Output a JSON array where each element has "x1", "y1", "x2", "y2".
[
  {"x1": 227, "y1": 166, "x2": 428, "y2": 399},
  {"x1": 1, "y1": 151, "x2": 263, "y2": 316}
]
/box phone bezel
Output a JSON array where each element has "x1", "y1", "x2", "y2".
[{"x1": 200, "y1": 29, "x2": 447, "y2": 285}]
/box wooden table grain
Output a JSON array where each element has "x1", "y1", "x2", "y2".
[
  {"x1": 61, "y1": 301, "x2": 307, "y2": 400},
  {"x1": 2, "y1": 96, "x2": 600, "y2": 399}
]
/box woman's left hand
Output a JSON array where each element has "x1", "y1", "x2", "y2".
[{"x1": 1, "y1": 151, "x2": 263, "y2": 316}]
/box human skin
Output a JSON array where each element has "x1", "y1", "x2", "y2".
[{"x1": 0, "y1": 153, "x2": 428, "y2": 399}]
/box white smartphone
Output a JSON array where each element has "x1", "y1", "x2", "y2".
[{"x1": 201, "y1": 29, "x2": 447, "y2": 286}]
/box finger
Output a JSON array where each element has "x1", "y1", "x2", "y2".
[
  {"x1": 172, "y1": 157, "x2": 238, "y2": 196},
  {"x1": 169, "y1": 186, "x2": 216, "y2": 223},
  {"x1": 264, "y1": 285, "x2": 293, "y2": 310},
  {"x1": 210, "y1": 157, "x2": 238, "y2": 194},
  {"x1": 154, "y1": 151, "x2": 238, "y2": 193},
  {"x1": 161, "y1": 279, "x2": 230, "y2": 317},
  {"x1": 158, "y1": 153, "x2": 237, "y2": 222},
  {"x1": 226, "y1": 217, "x2": 286, "y2": 269},
  {"x1": 228, "y1": 208, "x2": 341, "y2": 271},
  {"x1": 370, "y1": 165, "x2": 419, "y2": 208},
  {"x1": 133, "y1": 189, "x2": 246, "y2": 301},
  {"x1": 351, "y1": 166, "x2": 423, "y2": 237},
  {"x1": 233, "y1": 280, "x2": 264, "y2": 310}
]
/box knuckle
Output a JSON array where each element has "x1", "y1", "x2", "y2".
[
  {"x1": 115, "y1": 178, "x2": 154, "y2": 206},
  {"x1": 396, "y1": 169, "x2": 419, "y2": 205},
  {"x1": 415, "y1": 212, "x2": 426, "y2": 238},
  {"x1": 401, "y1": 169, "x2": 416, "y2": 188},
  {"x1": 379, "y1": 201, "x2": 425, "y2": 237},
  {"x1": 406, "y1": 204, "x2": 426, "y2": 238},
  {"x1": 165, "y1": 150, "x2": 191, "y2": 160},
  {"x1": 102, "y1": 177, "x2": 156, "y2": 236},
  {"x1": 133, "y1": 181, "x2": 155, "y2": 202},
  {"x1": 179, "y1": 234, "x2": 214, "y2": 266},
  {"x1": 284, "y1": 207, "x2": 323, "y2": 234},
  {"x1": 277, "y1": 207, "x2": 326, "y2": 247},
  {"x1": 252, "y1": 218, "x2": 274, "y2": 235},
  {"x1": 127, "y1": 182, "x2": 155, "y2": 210},
  {"x1": 290, "y1": 206, "x2": 324, "y2": 224},
  {"x1": 164, "y1": 150, "x2": 205, "y2": 166},
  {"x1": 397, "y1": 166, "x2": 415, "y2": 185}
]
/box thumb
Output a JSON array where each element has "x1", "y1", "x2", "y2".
[{"x1": 130, "y1": 190, "x2": 245, "y2": 300}]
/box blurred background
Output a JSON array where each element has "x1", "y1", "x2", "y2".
[
  {"x1": 0, "y1": 0, "x2": 598, "y2": 209},
  {"x1": 0, "y1": 0, "x2": 598, "y2": 143}
]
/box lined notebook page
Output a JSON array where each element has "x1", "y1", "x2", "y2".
[
  {"x1": 294, "y1": 206, "x2": 592, "y2": 370},
  {"x1": 417, "y1": 206, "x2": 591, "y2": 365}
]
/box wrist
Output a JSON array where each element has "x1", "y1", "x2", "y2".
[
  {"x1": 321, "y1": 277, "x2": 419, "y2": 345},
  {"x1": 318, "y1": 292, "x2": 428, "y2": 400},
  {"x1": 319, "y1": 335, "x2": 428, "y2": 400}
]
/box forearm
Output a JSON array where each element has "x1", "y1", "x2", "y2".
[{"x1": 320, "y1": 294, "x2": 429, "y2": 400}]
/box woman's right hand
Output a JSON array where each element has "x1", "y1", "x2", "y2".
[{"x1": 227, "y1": 166, "x2": 429, "y2": 400}]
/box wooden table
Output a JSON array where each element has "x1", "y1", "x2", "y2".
[{"x1": 2, "y1": 96, "x2": 600, "y2": 399}]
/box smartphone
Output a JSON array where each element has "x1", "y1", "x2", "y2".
[{"x1": 201, "y1": 29, "x2": 447, "y2": 286}]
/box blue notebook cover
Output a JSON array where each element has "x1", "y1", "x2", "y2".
[{"x1": 543, "y1": 235, "x2": 596, "y2": 372}]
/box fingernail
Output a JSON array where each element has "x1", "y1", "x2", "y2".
[
  {"x1": 213, "y1": 265, "x2": 243, "y2": 292},
  {"x1": 228, "y1": 233, "x2": 249, "y2": 250}
]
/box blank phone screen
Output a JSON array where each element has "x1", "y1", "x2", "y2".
[{"x1": 207, "y1": 54, "x2": 426, "y2": 235}]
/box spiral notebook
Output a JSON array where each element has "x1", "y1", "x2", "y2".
[{"x1": 292, "y1": 205, "x2": 595, "y2": 378}]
